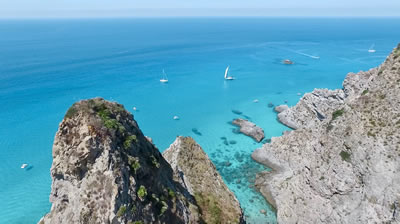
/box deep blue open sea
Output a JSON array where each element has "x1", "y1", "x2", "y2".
[{"x1": 0, "y1": 18, "x2": 399, "y2": 223}]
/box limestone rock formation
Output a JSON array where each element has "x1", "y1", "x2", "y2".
[
  {"x1": 253, "y1": 45, "x2": 400, "y2": 223},
  {"x1": 163, "y1": 136, "x2": 245, "y2": 224},
  {"x1": 232, "y1": 119, "x2": 265, "y2": 142},
  {"x1": 274, "y1": 105, "x2": 289, "y2": 113},
  {"x1": 277, "y1": 89, "x2": 345, "y2": 130},
  {"x1": 39, "y1": 98, "x2": 202, "y2": 224},
  {"x1": 39, "y1": 98, "x2": 245, "y2": 224}
]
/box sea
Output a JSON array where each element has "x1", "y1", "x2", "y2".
[{"x1": 0, "y1": 17, "x2": 399, "y2": 224}]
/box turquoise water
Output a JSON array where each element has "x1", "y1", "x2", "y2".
[{"x1": 0, "y1": 18, "x2": 399, "y2": 223}]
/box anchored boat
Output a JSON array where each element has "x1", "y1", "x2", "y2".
[{"x1": 160, "y1": 69, "x2": 169, "y2": 83}]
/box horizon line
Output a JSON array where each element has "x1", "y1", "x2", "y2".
[
  {"x1": 1, "y1": 15, "x2": 400, "y2": 20},
  {"x1": 1, "y1": 7, "x2": 399, "y2": 19}
]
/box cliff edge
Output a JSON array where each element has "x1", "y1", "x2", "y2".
[
  {"x1": 253, "y1": 45, "x2": 400, "y2": 223},
  {"x1": 163, "y1": 136, "x2": 245, "y2": 224},
  {"x1": 39, "y1": 98, "x2": 243, "y2": 224}
]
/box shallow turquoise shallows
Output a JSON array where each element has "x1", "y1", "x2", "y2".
[{"x1": 0, "y1": 18, "x2": 399, "y2": 224}]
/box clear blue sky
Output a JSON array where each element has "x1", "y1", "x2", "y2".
[{"x1": 0, "y1": 0, "x2": 399, "y2": 18}]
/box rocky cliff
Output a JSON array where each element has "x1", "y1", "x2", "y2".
[
  {"x1": 163, "y1": 137, "x2": 244, "y2": 224},
  {"x1": 253, "y1": 44, "x2": 400, "y2": 223},
  {"x1": 39, "y1": 98, "x2": 243, "y2": 224}
]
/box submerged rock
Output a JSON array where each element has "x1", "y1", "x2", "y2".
[
  {"x1": 163, "y1": 136, "x2": 245, "y2": 224},
  {"x1": 253, "y1": 45, "x2": 400, "y2": 223},
  {"x1": 191, "y1": 128, "x2": 202, "y2": 136},
  {"x1": 232, "y1": 109, "x2": 243, "y2": 115},
  {"x1": 229, "y1": 140, "x2": 237, "y2": 145},
  {"x1": 232, "y1": 118, "x2": 265, "y2": 142}
]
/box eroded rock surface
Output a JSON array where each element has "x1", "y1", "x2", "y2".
[
  {"x1": 277, "y1": 89, "x2": 345, "y2": 130},
  {"x1": 253, "y1": 45, "x2": 400, "y2": 223},
  {"x1": 232, "y1": 119, "x2": 265, "y2": 142},
  {"x1": 39, "y1": 98, "x2": 245, "y2": 224},
  {"x1": 39, "y1": 98, "x2": 202, "y2": 224},
  {"x1": 163, "y1": 136, "x2": 244, "y2": 224}
]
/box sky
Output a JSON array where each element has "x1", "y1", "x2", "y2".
[{"x1": 0, "y1": 0, "x2": 399, "y2": 18}]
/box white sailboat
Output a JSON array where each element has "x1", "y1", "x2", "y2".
[
  {"x1": 160, "y1": 69, "x2": 168, "y2": 83},
  {"x1": 368, "y1": 44, "x2": 376, "y2": 53},
  {"x1": 224, "y1": 66, "x2": 234, "y2": 80}
]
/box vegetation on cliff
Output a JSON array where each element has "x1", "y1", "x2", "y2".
[
  {"x1": 41, "y1": 98, "x2": 244, "y2": 224},
  {"x1": 163, "y1": 136, "x2": 245, "y2": 224}
]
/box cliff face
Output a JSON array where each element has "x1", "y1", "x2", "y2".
[
  {"x1": 163, "y1": 137, "x2": 244, "y2": 224},
  {"x1": 253, "y1": 44, "x2": 400, "y2": 223},
  {"x1": 39, "y1": 98, "x2": 243, "y2": 224},
  {"x1": 40, "y1": 98, "x2": 200, "y2": 224}
]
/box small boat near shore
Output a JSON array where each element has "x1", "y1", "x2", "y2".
[
  {"x1": 283, "y1": 59, "x2": 294, "y2": 65},
  {"x1": 21, "y1": 163, "x2": 28, "y2": 169}
]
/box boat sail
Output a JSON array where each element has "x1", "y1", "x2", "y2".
[
  {"x1": 160, "y1": 69, "x2": 168, "y2": 83},
  {"x1": 224, "y1": 66, "x2": 234, "y2": 80}
]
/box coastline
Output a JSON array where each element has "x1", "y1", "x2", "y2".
[
  {"x1": 252, "y1": 44, "x2": 400, "y2": 223},
  {"x1": 1, "y1": 19, "x2": 399, "y2": 223}
]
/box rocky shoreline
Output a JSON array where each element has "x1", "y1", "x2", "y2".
[
  {"x1": 252, "y1": 44, "x2": 400, "y2": 223},
  {"x1": 38, "y1": 44, "x2": 400, "y2": 224}
]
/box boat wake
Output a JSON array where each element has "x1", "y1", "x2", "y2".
[{"x1": 293, "y1": 51, "x2": 320, "y2": 59}]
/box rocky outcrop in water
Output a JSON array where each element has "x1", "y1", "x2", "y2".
[
  {"x1": 274, "y1": 105, "x2": 289, "y2": 113},
  {"x1": 232, "y1": 119, "x2": 264, "y2": 142},
  {"x1": 39, "y1": 98, "x2": 243, "y2": 224},
  {"x1": 253, "y1": 45, "x2": 400, "y2": 223},
  {"x1": 163, "y1": 136, "x2": 245, "y2": 224}
]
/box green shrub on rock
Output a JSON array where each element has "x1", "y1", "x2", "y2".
[
  {"x1": 117, "y1": 206, "x2": 126, "y2": 217},
  {"x1": 340, "y1": 151, "x2": 351, "y2": 162},
  {"x1": 129, "y1": 221, "x2": 143, "y2": 224},
  {"x1": 159, "y1": 201, "x2": 168, "y2": 216},
  {"x1": 167, "y1": 188, "x2": 175, "y2": 199},
  {"x1": 128, "y1": 156, "x2": 141, "y2": 173},
  {"x1": 96, "y1": 106, "x2": 125, "y2": 132},
  {"x1": 150, "y1": 155, "x2": 160, "y2": 168},
  {"x1": 332, "y1": 109, "x2": 345, "y2": 120},
  {"x1": 65, "y1": 105, "x2": 78, "y2": 119},
  {"x1": 194, "y1": 192, "x2": 222, "y2": 224},
  {"x1": 362, "y1": 89, "x2": 369, "y2": 95},
  {"x1": 394, "y1": 44, "x2": 400, "y2": 58},
  {"x1": 137, "y1": 185, "x2": 147, "y2": 200},
  {"x1": 124, "y1": 135, "x2": 137, "y2": 149}
]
